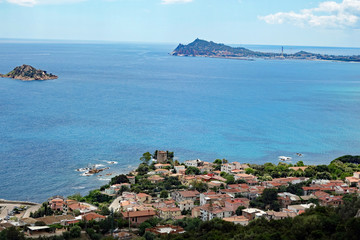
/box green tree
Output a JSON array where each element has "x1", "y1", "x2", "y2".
[
  {"x1": 119, "y1": 185, "x2": 130, "y2": 194},
  {"x1": 69, "y1": 225, "x2": 81, "y2": 238},
  {"x1": 99, "y1": 205, "x2": 110, "y2": 216},
  {"x1": 185, "y1": 166, "x2": 201, "y2": 175},
  {"x1": 296, "y1": 161, "x2": 305, "y2": 166},
  {"x1": 67, "y1": 193, "x2": 83, "y2": 202},
  {"x1": 0, "y1": 227, "x2": 25, "y2": 240},
  {"x1": 334, "y1": 155, "x2": 360, "y2": 164},
  {"x1": 213, "y1": 159, "x2": 222, "y2": 171},
  {"x1": 214, "y1": 159, "x2": 222, "y2": 165},
  {"x1": 245, "y1": 168, "x2": 255, "y2": 174},
  {"x1": 153, "y1": 150, "x2": 158, "y2": 159},
  {"x1": 137, "y1": 163, "x2": 150, "y2": 175},
  {"x1": 109, "y1": 174, "x2": 129, "y2": 185},
  {"x1": 225, "y1": 174, "x2": 235, "y2": 184},
  {"x1": 35, "y1": 221, "x2": 46, "y2": 226},
  {"x1": 144, "y1": 231, "x2": 156, "y2": 240},
  {"x1": 251, "y1": 188, "x2": 280, "y2": 211},
  {"x1": 191, "y1": 181, "x2": 208, "y2": 193},
  {"x1": 160, "y1": 190, "x2": 169, "y2": 199},
  {"x1": 140, "y1": 152, "x2": 152, "y2": 165},
  {"x1": 236, "y1": 206, "x2": 245, "y2": 216},
  {"x1": 167, "y1": 151, "x2": 174, "y2": 160},
  {"x1": 73, "y1": 209, "x2": 81, "y2": 216}
]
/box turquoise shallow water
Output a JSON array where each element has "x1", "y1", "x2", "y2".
[{"x1": 0, "y1": 43, "x2": 360, "y2": 202}]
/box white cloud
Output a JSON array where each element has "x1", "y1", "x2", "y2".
[
  {"x1": 259, "y1": 0, "x2": 360, "y2": 28},
  {"x1": 6, "y1": 0, "x2": 86, "y2": 7},
  {"x1": 161, "y1": 0, "x2": 193, "y2": 4},
  {"x1": 7, "y1": 0, "x2": 36, "y2": 6}
]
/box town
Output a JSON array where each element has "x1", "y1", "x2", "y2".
[{"x1": 1, "y1": 152, "x2": 360, "y2": 240}]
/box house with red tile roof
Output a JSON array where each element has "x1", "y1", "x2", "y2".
[
  {"x1": 179, "y1": 200, "x2": 194, "y2": 211},
  {"x1": 207, "y1": 181, "x2": 223, "y2": 188},
  {"x1": 155, "y1": 169, "x2": 171, "y2": 175},
  {"x1": 234, "y1": 173, "x2": 257, "y2": 182},
  {"x1": 82, "y1": 212, "x2": 106, "y2": 222},
  {"x1": 224, "y1": 198, "x2": 250, "y2": 212},
  {"x1": 154, "y1": 163, "x2": 171, "y2": 169},
  {"x1": 345, "y1": 176, "x2": 360, "y2": 187},
  {"x1": 49, "y1": 198, "x2": 65, "y2": 211},
  {"x1": 122, "y1": 210, "x2": 157, "y2": 225},
  {"x1": 158, "y1": 207, "x2": 181, "y2": 219},
  {"x1": 199, "y1": 192, "x2": 231, "y2": 206},
  {"x1": 68, "y1": 202, "x2": 98, "y2": 214},
  {"x1": 152, "y1": 199, "x2": 177, "y2": 209},
  {"x1": 199, "y1": 203, "x2": 233, "y2": 221},
  {"x1": 172, "y1": 190, "x2": 200, "y2": 202},
  {"x1": 318, "y1": 195, "x2": 343, "y2": 207},
  {"x1": 147, "y1": 175, "x2": 164, "y2": 184},
  {"x1": 137, "y1": 193, "x2": 152, "y2": 203},
  {"x1": 313, "y1": 191, "x2": 330, "y2": 199},
  {"x1": 209, "y1": 175, "x2": 227, "y2": 182}
]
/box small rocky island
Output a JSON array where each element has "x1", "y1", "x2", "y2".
[
  {"x1": 0, "y1": 64, "x2": 58, "y2": 81},
  {"x1": 171, "y1": 39, "x2": 360, "y2": 62}
]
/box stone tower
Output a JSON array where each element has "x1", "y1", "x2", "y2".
[{"x1": 157, "y1": 151, "x2": 167, "y2": 163}]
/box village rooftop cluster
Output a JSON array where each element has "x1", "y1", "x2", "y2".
[{"x1": 1, "y1": 151, "x2": 360, "y2": 239}]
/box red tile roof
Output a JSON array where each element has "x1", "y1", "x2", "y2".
[
  {"x1": 82, "y1": 213, "x2": 106, "y2": 221},
  {"x1": 179, "y1": 190, "x2": 200, "y2": 198},
  {"x1": 137, "y1": 193, "x2": 151, "y2": 197},
  {"x1": 122, "y1": 210, "x2": 156, "y2": 218}
]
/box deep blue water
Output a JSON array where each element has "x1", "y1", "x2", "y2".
[{"x1": 0, "y1": 42, "x2": 360, "y2": 202}]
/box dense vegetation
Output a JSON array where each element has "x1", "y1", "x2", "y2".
[
  {"x1": 67, "y1": 189, "x2": 114, "y2": 206},
  {"x1": 30, "y1": 203, "x2": 55, "y2": 218},
  {"x1": 246, "y1": 157, "x2": 360, "y2": 181},
  {"x1": 334, "y1": 155, "x2": 360, "y2": 164}
]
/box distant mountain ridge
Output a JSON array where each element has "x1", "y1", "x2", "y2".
[
  {"x1": 171, "y1": 39, "x2": 360, "y2": 62},
  {"x1": 171, "y1": 38, "x2": 256, "y2": 57},
  {"x1": 0, "y1": 64, "x2": 58, "y2": 81}
]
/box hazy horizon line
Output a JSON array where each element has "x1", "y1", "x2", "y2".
[{"x1": 1, "y1": 37, "x2": 360, "y2": 49}]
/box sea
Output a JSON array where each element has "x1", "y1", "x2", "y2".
[{"x1": 0, "y1": 41, "x2": 360, "y2": 203}]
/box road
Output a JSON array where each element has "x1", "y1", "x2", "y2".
[
  {"x1": 22, "y1": 204, "x2": 42, "y2": 218},
  {"x1": 0, "y1": 203, "x2": 41, "y2": 220}
]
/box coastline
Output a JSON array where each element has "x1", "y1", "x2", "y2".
[
  {"x1": 171, "y1": 39, "x2": 360, "y2": 63},
  {"x1": 172, "y1": 54, "x2": 360, "y2": 63}
]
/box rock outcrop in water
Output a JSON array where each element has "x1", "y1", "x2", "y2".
[
  {"x1": 0, "y1": 64, "x2": 58, "y2": 81},
  {"x1": 171, "y1": 39, "x2": 360, "y2": 62}
]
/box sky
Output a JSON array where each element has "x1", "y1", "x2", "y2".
[{"x1": 0, "y1": 0, "x2": 360, "y2": 47}]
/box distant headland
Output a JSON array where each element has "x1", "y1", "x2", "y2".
[
  {"x1": 0, "y1": 64, "x2": 58, "y2": 81},
  {"x1": 171, "y1": 39, "x2": 360, "y2": 62}
]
